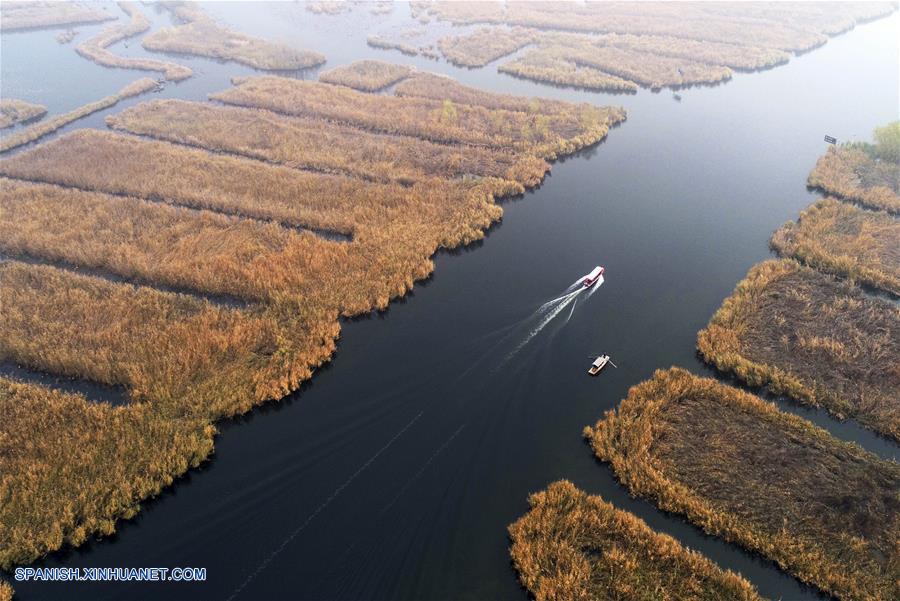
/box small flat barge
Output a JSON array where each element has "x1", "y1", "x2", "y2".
[{"x1": 588, "y1": 354, "x2": 616, "y2": 376}]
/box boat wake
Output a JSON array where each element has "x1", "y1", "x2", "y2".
[{"x1": 497, "y1": 276, "x2": 604, "y2": 368}]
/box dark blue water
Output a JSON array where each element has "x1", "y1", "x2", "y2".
[{"x1": 2, "y1": 3, "x2": 898, "y2": 600}]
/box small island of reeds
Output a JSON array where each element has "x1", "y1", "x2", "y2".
[
  {"x1": 771, "y1": 197, "x2": 899, "y2": 296},
  {"x1": 509, "y1": 480, "x2": 763, "y2": 601},
  {"x1": 142, "y1": 2, "x2": 324, "y2": 71},
  {"x1": 318, "y1": 60, "x2": 413, "y2": 92},
  {"x1": 696, "y1": 259, "x2": 899, "y2": 441},
  {"x1": 75, "y1": 1, "x2": 192, "y2": 82},
  {"x1": 0, "y1": 99, "x2": 47, "y2": 129},
  {"x1": 0, "y1": 1, "x2": 115, "y2": 31},
  {"x1": 586, "y1": 367, "x2": 900, "y2": 601}
]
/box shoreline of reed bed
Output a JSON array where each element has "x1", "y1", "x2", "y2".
[
  {"x1": 0, "y1": 78, "x2": 159, "y2": 154},
  {"x1": 509, "y1": 480, "x2": 764, "y2": 601},
  {"x1": 586, "y1": 367, "x2": 900, "y2": 601}
]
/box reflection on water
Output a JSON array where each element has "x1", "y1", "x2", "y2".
[{"x1": 2, "y1": 3, "x2": 898, "y2": 600}]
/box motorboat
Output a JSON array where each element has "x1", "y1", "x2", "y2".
[
  {"x1": 582, "y1": 266, "x2": 605, "y2": 288},
  {"x1": 588, "y1": 354, "x2": 617, "y2": 376}
]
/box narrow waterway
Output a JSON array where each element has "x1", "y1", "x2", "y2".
[{"x1": 2, "y1": 3, "x2": 898, "y2": 600}]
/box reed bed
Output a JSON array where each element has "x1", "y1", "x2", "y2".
[
  {"x1": 0, "y1": 1, "x2": 115, "y2": 31},
  {"x1": 76, "y1": 1, "x2": 192, "y2": 82},
  {"x1": 0, "y1": 261, "x2": 338, "y2": 418},
  {"x1": 319, "y1": 60, "x2": 413, "y2": 92},
  {"x1": 771, "y1": 198, "x2": 900, "y2": 296},
  {"x1": 0, "y1": 178, "x2": 350, "y2": 303},
  {"x1": 55, "y1": 29, "x2": 76, "y2": 44},
  {"x1": 418, "y1": 2, "x2": 897, "y2": 91},
  {"x1": 1, "y1": 72, "x2": 622, "y2": 568},
  {"x1": 437, "y1": 27, "x2": 534, "y2": 68},
  {"x1": 212, "y1": 76, "x2": 624, "y2": 159},
  {"x1": 499, "y1": 50, "x2": 639, "y2": 93},
  {"x1": 808, "y1": 145, "x2": 900, "y2": 214},
  {"x1": 305, "y1": 1, "x2": 350, "y2": 15},
  {"x1": 509, "y1": 480, "x2": 763, "y2": 601},
  {"x1": 0, "y1": 377, "x2": 215, "y2": 569},
  {"x1": 0, "y1": 100, "x2": 47, "y2": 129},
  {"x1": 394, "y1": 71, "x2": 602, "y2": 116},
  {"x1": 598, "y1": 33, "x2": 790, "y2": 71},
  {"x1": 528, "y1": 36, "x2": 734, "y2": 90},
  {"x1": 143, "y1": 2, "x2": 324, "y2": 70},
  {"x1": 0, "y1": 135, "x2": 511, "y2": 315},
  {"x1": 0, "y1": 78, "x2": 158, "y2": 153},
  {"x1": 697, "y1": 260, "x2": 900, "y2": 441},
  {"x1": 0, "y1": 129, "x2": 504, "y2": 242},
  {"x1": 587, "y1": 367, "x2": 900, "y2": 601},
  {"x1": 419, "y1": 1, "x2": 892, "y2": 52},
  {"x1": 106, "y1": 99, "x2": 549, "y2": 186},
  {"x1": 367, "y1": 35, "x2": 421, "y2": 57}
]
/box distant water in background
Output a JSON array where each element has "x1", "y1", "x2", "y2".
[{"x1": 3, "y1": 4, "x2": 898, "y2": 600}]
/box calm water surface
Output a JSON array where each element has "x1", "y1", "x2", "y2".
[{"x1": 2, "y1": 3, "x2": 898, "y2": 600}]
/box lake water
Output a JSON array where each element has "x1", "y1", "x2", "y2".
[{"x1": 2, "y1": 3, "x2": 898, "y2": 600}]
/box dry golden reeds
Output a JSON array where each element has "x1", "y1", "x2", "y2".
[
  {"x1": 509, "y1": 480, "x2": 764, "y2": 601},
  {"x1": 1, "y1": 70, "x2": 624, "y2": 570},
  {"x1": 771, "y1": 198, "x2": 899, "y2": 295},
  {"x1": 319, "y1": 60, "x2": 413, "y2": 92},
  {"x1": 0, "y1": 100, "x2": 47, "y2": 129},
  {"x1": 696, "y1": 259, "x2": 900, "y2": 440},
  {"x1": 0, "y1": 78, "x2": 159, "y2": 153},
  {"x1": 142, "y1": 2, "x2": 324, "y2": 70},
  {"x1": 586, "y1": 367, "x2": 900, "y2": 601},
  {"x1": 75, "y1": 1, "x2": 192, "y2": 81},
  {"x1": 106, "y1": 99, "x2": 550, "y2": 186},
  {"x1": 0, "y1": 0, "x2": 115, "y2": 31}
]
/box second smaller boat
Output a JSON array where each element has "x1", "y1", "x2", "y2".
[{"x1": 588, "y1": 354, "x2": 617, "y2": 376}]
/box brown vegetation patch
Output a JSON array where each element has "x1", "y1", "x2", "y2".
[
  {"x1": 437, "y1": 27, "x2": 535, "y2": 68},
  {"x1": 771, "y1": 198, "x2": 900, "y2": 296},
  {"x1": 0, "y1": 261, "x2": 332, "y2": 416},
  {"x1": 394, "y1": 71, "x2": 585, "y2": 116},
  {"x1": 76, "y1": 1, "x2": 192, "y2": 81},
  {"x1": 1, "y1": 71, "x2": 623, "y2": 568},
  {"x1": 417, "y1": 2, "x2": 897, "y2": 91},
  {"x1": 697, "y1": 259, "x2": 900, "y2": 440},
  {"x1": 0, "y1": 78, "x2": 159, "y2": 153},
  {"x1": 0, "y1": 178, "x2": 346, "y2": 303},
  {"x1": 0, "y1": 1, "x2": 115, "y2": 31},
  {"x1": 808, "y1": 146, "x2": 900, "y2": 214},
  {"x1": 142, "y1": 2, "x2": 324, "y2": 70},
  {"x1": 499, "y1": 49, "x2": 638, "y2": 93},
  {"x1": 0, "y1": 129, "x2": 503, "y2": 243},
  {"x1": 106, "y1": 99, "x2": 549, "y2": 186},
  {"x1": 597, "y1": 33, "x2": 790, "y2": 71},
  {"x1": 587, "y1": 367, "x2": 900, "y2": 601},
  {"x1": 367, "y1": 35, "x2": 424, "y2": 58},
  {"x1": 0, "y1": 377, "x2": 215, "y2": 568},
  {"x1": 55, "y1": 28, "x2": 77, "y2": 44},
  {"x1": 0, "y1": 100, "x2": 47, "y2": 129},
  {"x1": 212, "y1": 75, "x2": 625, "y2": 159},
  {"x1": 420, "y1": 1, "x2": 894, "y2": 52},
  {"x1": 509, "y1": 480, "x2": 763, "y2": 601},
  {"x1": 510, "y1": 34, "x2": 733, "y2": 91},
  {"x1": 319, "y1": 60, "x2": 413, "y2": 92}
]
